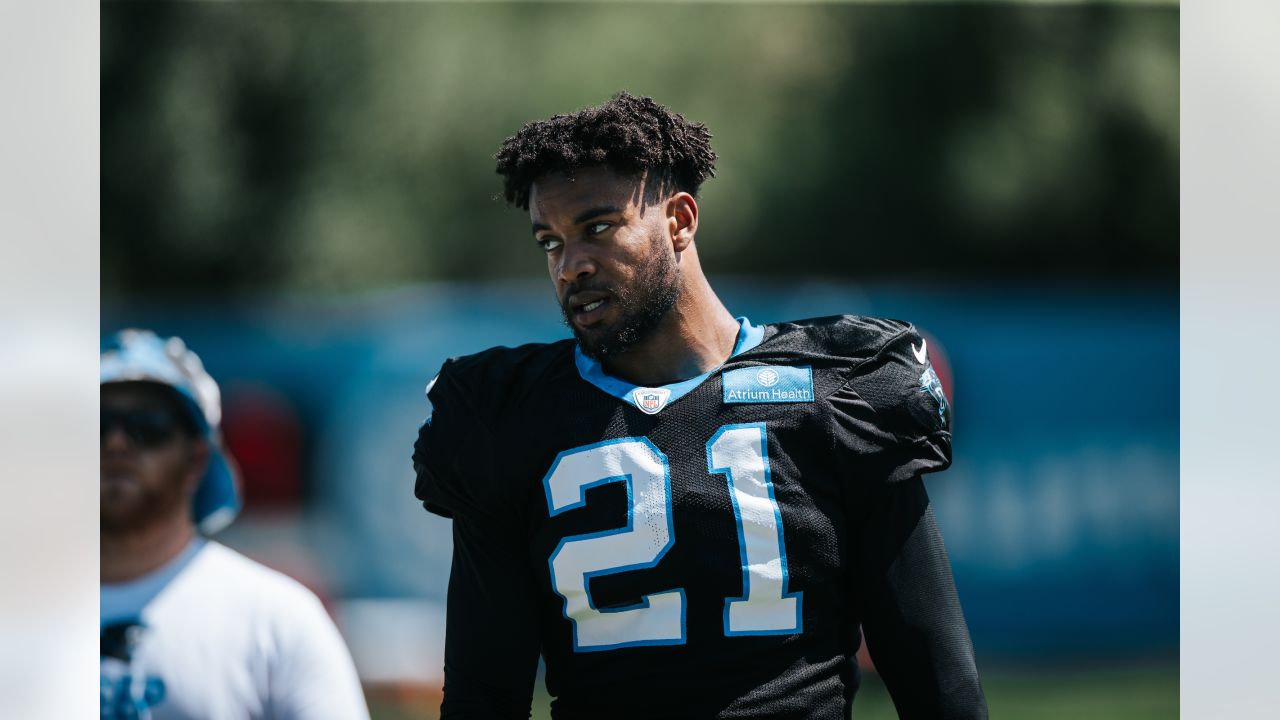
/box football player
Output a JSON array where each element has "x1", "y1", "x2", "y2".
[{"x1": 413, "y1": 92, "x2": 986, "y2": 719}]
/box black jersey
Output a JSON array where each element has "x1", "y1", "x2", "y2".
[{"x1": 413, "y1": 316, "x2": 985, "y2": 719}]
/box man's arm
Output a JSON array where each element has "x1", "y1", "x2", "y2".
[
  {"x1": 436, "y1": 510, "x2": 542, "y2": 719},
  {"x1": 853, "y1": 476, "x2": 988, "y2": 720},
  {"x1": 412, "y1": 363, "x2": 543, "y2": 718}
]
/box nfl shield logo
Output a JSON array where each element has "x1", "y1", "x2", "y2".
[{"x1": 632, "y1": 387, "x2": 672, "y2": 415}]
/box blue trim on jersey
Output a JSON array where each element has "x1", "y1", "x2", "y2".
[
  {"x1": 573, "y1": 316, "x2": 765, "y2": 411},
  {"x1": 707, "y1": 422, "x2": 804, "y2": 637},
  {"x1": 543, "y1": 437, "x2": 687, "y2": 652}
]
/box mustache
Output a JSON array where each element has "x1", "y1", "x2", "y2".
[{"x1": 559, "y1": 281, "x2": 616, "y2": 305}]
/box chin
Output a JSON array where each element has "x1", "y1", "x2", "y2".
[
  {"x1": 575, "y1": 331, "x2": 625, "y2": 361},
  {"x1": 572, "y1": 319, "x2": 613, "y2": 351},
  {"x1": 575, "y1": 336, "x2": 609, "y2": 361},
  {"x1": 100, "y1": 507, "x2": 141, "y2": 535}
]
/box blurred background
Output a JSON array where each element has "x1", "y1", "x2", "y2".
[{"x1": 102, "y1": 1, "x2": 1178, "y2": 718}]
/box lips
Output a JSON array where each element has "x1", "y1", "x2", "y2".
[
  {"x1": 101, "y1": 468, "x2": 138, "y2": 485},
  {"x1": 566, "y1": 291, "x2": 612, "y2": 328},
  {"x1": 101, "y1": 457, "x2": 138, "y2": 484}
]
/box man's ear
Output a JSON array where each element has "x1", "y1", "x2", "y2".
[{"x1": 666, "y1": 192, "x2": 699, "y2": 253}]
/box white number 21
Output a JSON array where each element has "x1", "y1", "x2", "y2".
[{"x1": 543, "y1": 422, "x2": 802, "y2": 652}]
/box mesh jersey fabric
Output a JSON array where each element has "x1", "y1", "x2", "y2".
[{"x1": 413, "y1": 315, "x2": 983, "y2": 719}]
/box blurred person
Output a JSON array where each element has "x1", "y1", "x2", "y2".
[
  {"x1": 101, "y1": 329, "x2": 369, "y2": 720},
  {"x1": 413, "y1": 92, "x2": 986, "y2": 719}
]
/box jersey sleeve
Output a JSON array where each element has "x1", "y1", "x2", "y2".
[
  {"x1": 413, "y1": 360, "x2": 499, "y2": 520},
  {"x1": 828, "y1": 322, "x2": 952, "y2": 485},
  {"x1": 848, "y1": 477, "x2": 987, "y2": 718},
  {"x1": 410, "y1": 359, "x2": 542, "y2": 718},
  {"x1": 438, "y1": 514, "x2": 542, "y2": 719}
]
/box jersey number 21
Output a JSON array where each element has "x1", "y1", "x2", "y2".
[{"x1": 543, "y1": 421, "x2": 803, "y2": 652}]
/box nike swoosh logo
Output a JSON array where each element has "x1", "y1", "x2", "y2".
[{"x1": 912, "y1": 339, "x2": 928, "y2": 364}]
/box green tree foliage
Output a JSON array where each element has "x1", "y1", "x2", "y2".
[{"x1": 102, "y1": 2, "x2": 1177, "y2": 297}]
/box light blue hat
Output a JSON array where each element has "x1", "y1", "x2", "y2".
[{"x1": 100, "y1": 329, "x2": 242, "y2": 535}]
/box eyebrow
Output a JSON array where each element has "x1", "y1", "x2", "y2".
[{"x1": 531, "y1": 205, "x2": 625, "y2": 235}]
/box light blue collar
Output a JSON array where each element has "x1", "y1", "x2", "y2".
[
  {"x1": 574, "y1": 316, "x2": 765, "y2": 409},
  {"x1": 101, "y1": 537, "x2": 206, "y2": 627}
]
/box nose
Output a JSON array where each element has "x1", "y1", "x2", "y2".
[
  {"x1": 555, "y1": 240, "x2": 597, "y2": 286},
  {"x1": 101, "y1": 423, "x2": 132, "y2": 451}
]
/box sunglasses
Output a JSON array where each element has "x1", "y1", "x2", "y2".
[{"x1": 101, "y1": 408, "x2": 185, "y2": 448}]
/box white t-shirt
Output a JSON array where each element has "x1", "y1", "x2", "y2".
[{"x1": 101, "y1": 538, "x2": 369, "y2": 720}]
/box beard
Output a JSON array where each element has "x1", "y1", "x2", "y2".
[
  {"x1": 100, "y1": 472, "x2": 190, "y2": 536},
  {"x1": 562, "y1": 242, "x2": 682, "y2": 362}
]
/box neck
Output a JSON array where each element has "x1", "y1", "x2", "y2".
[
  {"x1": 602, "y1": 262, "x2": 739, "y2": 387},
  {"x1": 101, "y1": 511, "x2": 196, "y2": 584}
]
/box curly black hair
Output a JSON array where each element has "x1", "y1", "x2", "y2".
[{"x1": 494, "y1": 91, "x2": 717, "y2": 210}]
